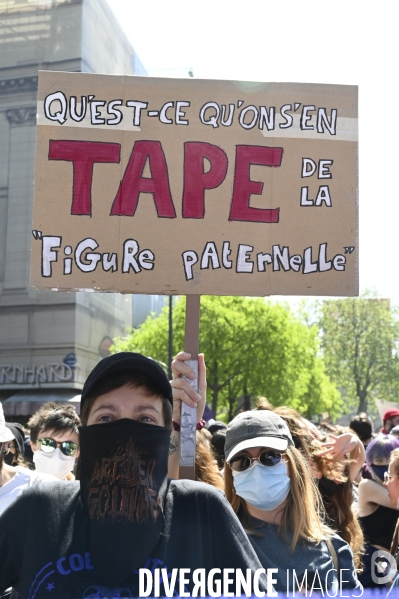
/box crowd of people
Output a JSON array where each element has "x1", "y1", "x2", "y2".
[{"x1": 1, "y1": 350, "x2": 399, "y2": 597}]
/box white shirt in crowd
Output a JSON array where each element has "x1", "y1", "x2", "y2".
[{"x1": 0, "y1": 466, "x2": 56, "y2": 515}]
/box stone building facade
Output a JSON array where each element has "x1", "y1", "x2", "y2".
[{"x1": 0, "y1": 0, "x2": 146, "y2": 416}]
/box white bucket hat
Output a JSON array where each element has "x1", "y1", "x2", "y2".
[{"x1": 0, "y1": 401, "x2": 15, "y2": 443}]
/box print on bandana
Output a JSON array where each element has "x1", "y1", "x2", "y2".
[
  {"x1": 87, "y1": 438, "x2": 162, "y2": 525},
  {"x1": 78, "y1": 419, "x2": 170, "y2": 587}
]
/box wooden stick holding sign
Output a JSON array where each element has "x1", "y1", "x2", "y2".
[{"x1": 179, "y1": 295, "x2": 200, "y2": 480}]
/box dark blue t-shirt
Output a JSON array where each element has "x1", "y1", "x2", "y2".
[{"x1": 247, "y1": 517, "x2": 362, "y2": 595}]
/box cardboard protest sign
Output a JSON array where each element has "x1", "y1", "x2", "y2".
[{"x1": 31, "y1": 71, "x2": 358, "y2": 296}]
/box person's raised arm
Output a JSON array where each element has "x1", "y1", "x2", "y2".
[
  {"x1": 167, "y1": 352, "x2": 206, "y2": 479},
  {"x1": 358, "y1": 478, "x2": 395, "y2": 513},
  {"x1": 317, "y1": 432, "x2": 366, "y2": 481}
]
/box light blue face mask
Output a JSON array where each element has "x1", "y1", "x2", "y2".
[{"x1": 233, "y1": 460, "x2": 291, "y2": 511}]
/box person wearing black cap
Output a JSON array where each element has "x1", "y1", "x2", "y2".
[{"x1": 0, "y1": 351, "x2": 269, "y2": 598}]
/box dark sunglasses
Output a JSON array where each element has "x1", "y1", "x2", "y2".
[
  {"x1": 38, "y1": 438, "x2": 79, "y2": 457},
  {"x1": 229, "y1": 450, "x2": 283, "y2": 473}
]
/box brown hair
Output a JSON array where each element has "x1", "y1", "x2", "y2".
[
  {"x1": 28, "y1": 403, "x2": 81, "y2": 444},
  {"x1": 350, "y1": 413, "x2": 373, "y2": 442},
  {"x1": 314, "y1": 426, "x2": 364, "y2": 571},
  {"x1": 263, "y1": 403, "x2": 364, "y2": 571},
  {"x1": 256, "y1": 401, "x2": 329, "y2": 480},
  {"x1": 195, "y1": 430, "x2": 224, "y2": 489},
  {"x1": 80, "y1": 372, "x2": 172, "y2": 428},
  {"x1": 322, "y1": 477, "x2": 364, "y2": 571},
  {"x1": 210, "y1": 429, "x2": 226, "y2": 470}
]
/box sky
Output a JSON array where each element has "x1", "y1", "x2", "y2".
[{"x1": 106, "y1": 0, "x2": 398, "y2": 304}]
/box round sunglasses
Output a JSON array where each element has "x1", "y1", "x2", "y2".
[
  {"x1": 229, "y1": 449, "x2": 283, "y2": 473},
  {"x1": 37, "y1": 438, "x2": 79, "y2": 457}
]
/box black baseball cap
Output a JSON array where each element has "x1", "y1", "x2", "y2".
[
  {"x1": 81, "y1": 352, "x2": 173, "y2": 412},
  {"x1": 225, "y1": 410, "x2": 294, "y2": 462}
]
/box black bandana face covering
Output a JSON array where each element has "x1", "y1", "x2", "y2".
[
  {"x1": 78, "y1": 419, "x2": 170, "y2": 587},
  {"x1": 3, "y1": 451, "x2": 15, "y2": 466},
  {"x1": 317, "y1": 475, "x2": 341, "y2": 499}
]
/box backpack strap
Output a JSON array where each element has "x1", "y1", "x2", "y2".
[{"x1": 325, "y1": 538, "x2": 340, "y2": 572}]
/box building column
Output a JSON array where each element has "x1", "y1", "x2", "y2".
[{"x1": 3, "y1": 107, "x2": 36, "y2": 292}]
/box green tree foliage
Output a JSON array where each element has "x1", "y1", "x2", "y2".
[
  {"x1": 114, "y1": 296, "x2": 340, "y2": 420},
  {"x1": 319, "y1": 293, "x2": 399, "y2": 414}
]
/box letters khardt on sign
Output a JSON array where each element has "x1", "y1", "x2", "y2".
[{"x1": 31, "y1": 71, "x2": 358, "y2": 296}]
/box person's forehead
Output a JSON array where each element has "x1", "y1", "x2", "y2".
[{"x1": 90, "y1": 385, "x2": 163, "y2": 410}]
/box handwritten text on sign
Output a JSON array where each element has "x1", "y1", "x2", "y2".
[{"x1": 31, "y1": 72, "x2": 358, "y2": 296}]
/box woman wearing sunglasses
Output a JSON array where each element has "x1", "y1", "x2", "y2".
[
  {"x1": 224, "y1": 410, "x2": 362, "y2": 595},
  {"x1": 28, "y1": 402, "x2": 80, "y2": 480}
]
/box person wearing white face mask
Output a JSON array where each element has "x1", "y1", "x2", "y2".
[
  {"x1": 224, "y1": 410, "x2": 363, "y2": 595},
  {"x1": 0, "y1": 402, "x2": 56, "y2": 516},
  {"x1": 28, "y1": 403, "x2": 80, "y2": 481}
]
